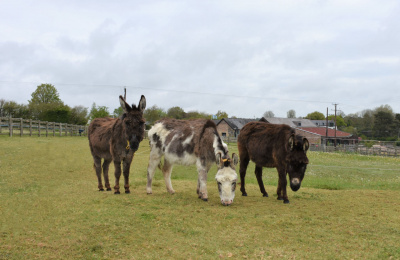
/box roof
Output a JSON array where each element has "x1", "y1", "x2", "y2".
[
  {"x1": 264, "y1": 118, "x2": 317, "y2": 127},
  {"x1": 297, "y1": 127, "x2": 352, "y2": 138},
  {"x1": 217, "y1": 118, "x2": 258, "y2": 130}
]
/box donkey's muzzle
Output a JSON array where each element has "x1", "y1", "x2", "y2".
[
  {"x1": 129, "y1": 135, "x2": 140, "y2": 152},
  {"x1": 290, "y1": 178, "x2": 301, "y2": 191}
]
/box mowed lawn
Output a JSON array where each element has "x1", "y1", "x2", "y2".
[{"x1": 0, "y1": 136, "x2": 399, "y2": 259}]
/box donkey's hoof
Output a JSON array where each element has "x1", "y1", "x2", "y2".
[
  {"x1": 106, "y1": 188, "x2": 112, "y2": 191},
  {"x1": 284, "y1": 200, "x2": 290, "y2": 204},
  {"x1": 202, "y1": 198, "x2": 208, "y2": 202},
  {"x1": 125, "y1": 190, "x2": 130, "y2": 194},
  {"x1": 277, "y1": 197, "x2": 284, "y2": 200},
  {"x1": 99, "y1": 188, "x2": 105, "y2": 191},
  {"x1": 263, "y1": 193, "x2": 269, "y2": 197},
  {"x1": 114, "y1": 191, "x2": 120, "y2": 194},
  {"x1": 242, "y1": 193, "x2": 248, "y2": 197}
]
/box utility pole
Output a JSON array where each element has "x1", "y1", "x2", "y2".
[
  {"x1": 326, "y1": 107, "x2": 328, "y2": 148},
  {"x1": 333, "y1": 103, "x2": 338, "y2": 149},
  {"x1": 124, "y1": 87, "x2": 127, "y2": 100}
]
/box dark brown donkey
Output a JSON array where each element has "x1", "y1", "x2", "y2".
[
  {"x1": 237, "y1": 121, "x2": 309, "y2": 203},
  {"x1": 88, "y1": 95, "x2": 146, "y2": 194}
]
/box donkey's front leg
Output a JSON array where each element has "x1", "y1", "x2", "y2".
[
  {"x1": 196, "y1": 163, "x2": 208, "y2": 201},
  {"x1": 122, "y1": 157, "x2": 133, "y2": 194},
  {"x1": 113, "y1": 160, "x2": 122, "y2": 194}
]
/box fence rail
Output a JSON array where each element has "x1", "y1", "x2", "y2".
[
  {"x1": 310, "y1": 143, "x2": 400, "y2": 157},
  {"x1": 222, "y1": 135, "x2": 400, "y2": 158},
  {"x1": 0, "y1": 117, "x2": 88, "y2": 137}
]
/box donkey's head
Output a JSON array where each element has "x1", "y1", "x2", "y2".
[
  {"x1": 215, "y1": 153, "x2": 239, "y2": 206},
  {"x1": 119, "y1": 95, "x2": 146, "y2": 152},
  {"x1": 286, "y1": 135, "x2": 309, "y2": 192}
]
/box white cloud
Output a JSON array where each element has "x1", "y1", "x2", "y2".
[{"x1": 1, "y1": 0, "x2": 399, "y2": 118}]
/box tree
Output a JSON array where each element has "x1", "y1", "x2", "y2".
[
  {"x1": 374, "y1": 104, "x2": 393, "y2": 114},
  {"x1": 69, "y1": 106, "x2": 89, "y2": 125},
  {"x1": 327, "y1": 115, "x2": 346, "y2": 128},
  {"x1": 305, "y1": 111, "x2": 325, "y2": 120},
  {"x1": 89, "y1": 103, "x2": 110, "y2": 121},
  {"x1": 144, "y1": 105, "x2": 166, "y2": 124},
  {"x1": 2, "y1": 100, "x2": 19, "y2": 117},
  {"x1": 29, "y1": 84, "x2": 61, "y2": 105},
  {"x1": 373, "y1": 111, "x2": 395, "y2": 138},
  {"x1": 0, "y1": 99, "x2": 5, "y2": 117},
  {"x1": 42, "y1": 103, "x2": 71, "y2": 123},
  {"x1": 215, "y1": 110, "x2": 228, "y2": 119},
  {"x1": 113, "y1": 107, "x2": 124, "y2": 118},
  {"x1": 167, "y1": 106, "x2": 185, "y2": 119},
  {"x1": 185, "y1": 111, "x2": 211, "y2": 120},
  {"x1": 287, "y1": 109, "x2": 296, "y2": 118},
  {"x1": 263, "y1": 110, "x2": 275, "y2": 118}
]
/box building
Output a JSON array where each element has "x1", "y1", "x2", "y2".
[
  {"x1": 215, "y1": 118, "x2": 257, "y2": 138},
  {"x1": 311, "y1": 120, "x2": 335, "y2": 127},
  {"x1": 296, "y1": 127, "x2": 358, "y2": 145},
  {"x1": 263, "y1": 118, "x2": 316, "y2": 127},
  {"x1": 215, "y1": 117, "x2": 358, "y2": 146}
]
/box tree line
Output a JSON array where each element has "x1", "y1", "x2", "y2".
[
  {"x1": 2, "y1": 84, "x2": 399, "y2": 141},
  {"x1": 0, "y1": 84, "x2": 229, "y2": 128}
]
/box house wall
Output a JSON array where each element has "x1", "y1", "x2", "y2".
[
  {"x1": 216, "y1": 121, "x2": 235, "y2": 138},
  {"x1": 294, "y1": 129, "x2": 321, "y2": 145}
]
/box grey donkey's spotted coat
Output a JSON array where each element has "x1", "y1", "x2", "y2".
[{"x1": 146, "y1": 118, "x2": 238, "y2": 205}]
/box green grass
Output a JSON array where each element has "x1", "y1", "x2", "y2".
[{"x1": 0, "y1": 136, "x2": 399, "y2": 259}]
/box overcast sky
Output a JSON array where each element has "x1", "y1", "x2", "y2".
[{"x1": 1, "y1": 0, "x2": 399, "y2": 118}]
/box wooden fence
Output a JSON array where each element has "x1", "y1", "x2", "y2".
[
  {"x1": 0, "y1": 117, "x2": 88, "y2": 137},
  {"x1": 310, "y1": 143, "x2": 400, "y2": 157}
]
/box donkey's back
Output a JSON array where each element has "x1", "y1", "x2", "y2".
[{"x1": 88, "y1": 117, "x2": 116, "y2": 160}]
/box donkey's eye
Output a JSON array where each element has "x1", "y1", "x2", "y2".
[{"x1": 217, "y1": 182, "x2": 221, "y2": 186}]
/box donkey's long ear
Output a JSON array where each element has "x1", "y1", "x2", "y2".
[
  {"x1": 119, "y1": 95, "x2": 131, "y2": 113},
  {"x1": 138, "y1": 95, "x2": 146, "y2": 111},
  {"x1": 288, "y1": 134, "x2": 295, "y2": 151},
  {"x1": 231, "y1": 153, "x2": 239, "y2": 166},
  {"x1": 216, "y1": 152, "x2": 222, "y2": 166},
  {"x1": 303, "y1": 138, "x2": 310, "y2": 152}
]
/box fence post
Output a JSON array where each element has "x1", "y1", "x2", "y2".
[
  {"x1": 53, "y1": 122, "x2": 56, "y2": 137},
  {"x1": 46, "y1": 122, "x2": 49, "y2": 137},
  {"x1": 29, "y1": 119, "x2": 32, "y2": 136},
  {"x1": 9, "y1": 117, "x2": 12, "y2": 137},
  {"x1": 0, "y1": 117, "x2": 2, "y2": 134},
  {"x1": 38, "y1": 120, "x2": 41, "y2": 137},
  {"x1": 20, "y1": 118, "x2": 23, "y2": 137}
]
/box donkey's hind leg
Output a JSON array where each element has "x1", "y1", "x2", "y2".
[
  {"x1": 146, "y1": 149, "x2": 162, "y2": 194},
  {"x1": 162, "y1": 159, "x2": 175, "y2": 194},
  {"x1": 93, "y1": 156, "x2": 104, "y2": 191},
  {"x1": 102, "y1": 159, "x2": 112, "y2": 191}
]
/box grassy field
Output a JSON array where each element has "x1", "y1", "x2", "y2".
[{"x1": 0, "y1": 136, "x2": 399, "y2": 259}]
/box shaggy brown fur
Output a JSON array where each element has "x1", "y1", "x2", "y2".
[
  {"x1": 88, "y1": 95, "x2": 146, "y2": 194},
  {"x1": 237, "y1": 121, "x2": 309, "y2": 203}
]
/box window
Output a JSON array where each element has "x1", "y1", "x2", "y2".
[{"x1": 222, "y1": 133, "x2": 226, "y2": 137}]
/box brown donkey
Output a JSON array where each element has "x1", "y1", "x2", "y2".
[
  {"x1": 88, "y1": 95, "x2": 146, "y2": 194},
  {"x1": 237, "y1": 122, "x2": 309, "y2": 203}
]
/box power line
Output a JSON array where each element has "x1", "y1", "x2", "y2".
[{"x1": 0, "y1": 80, "x2": 338, "y2": 105}]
